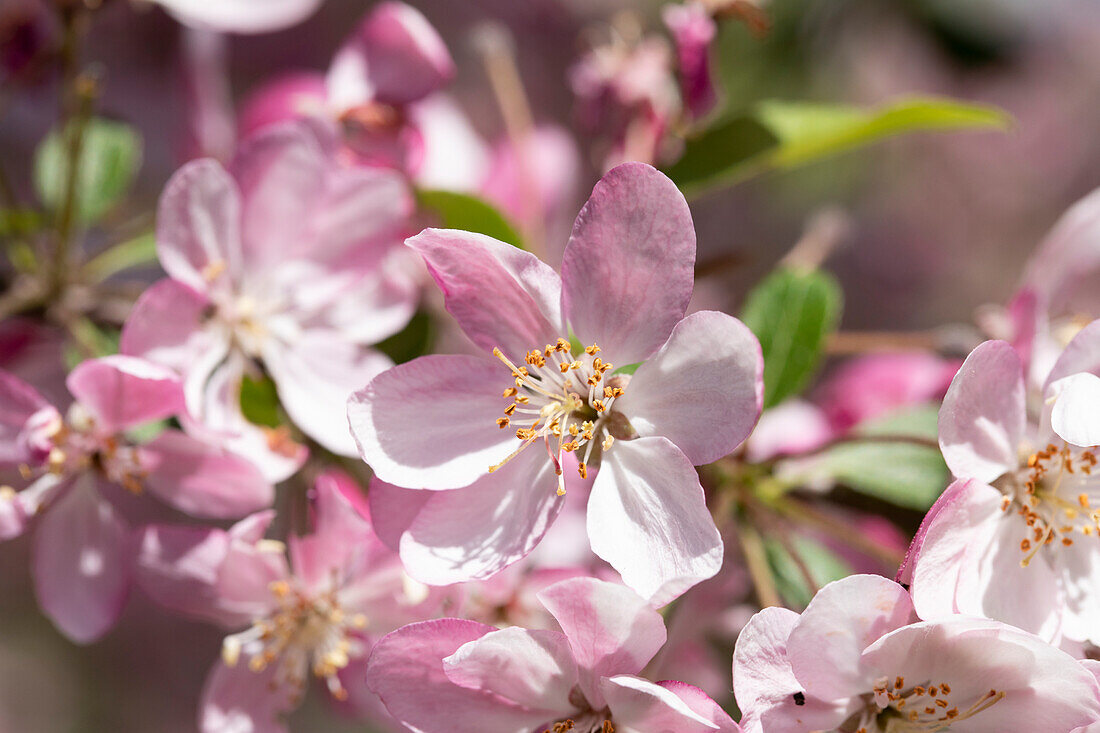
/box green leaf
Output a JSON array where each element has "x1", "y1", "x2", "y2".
[
  {"x1": 810, "y1": 440, "x2": 949, "y2": 510},
  {"x1": 766, "y1": 535, "x2": 853, "y2": 608},
  {"x1": 740, "y1": 267, "x2": 843, "y2": 408},
  {"x1": 376, "y1": 310, "x2": 435, "y2": 365},
  {"x1": 855, "y1": 404, "x2": 940, "y2": 441},
  {"x1": 667, "y1": 96, "x2": 1010, "y2": 195},
  {"x1": 34, "y1": 118, "x2": 142, "y2": 225},
  {"x1": 63, "y1": 320, "x2": 121, "y2": 369},
  {"x1": 416, "y1": 189, "x2": 524, "y2": 249},
  {"x1": 83, "y1": 231, "x2": 157, "y2": 282},
  {"x1": 239, "y1": 374, "x2": 281, "y2": 429}
]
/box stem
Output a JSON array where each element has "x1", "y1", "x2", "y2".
[
  {"x1": 763, "y1": 515, "x2": 819, "y2": 600},
  {"x1": 826, "y1": 330, "x2": 941, "y2": 354},
  {"x1": 473, "y1": 23, "x2": 547, "y2": 259},
  {"x1": 736, "y1": 521, "x2": 782, "y2": 609}
]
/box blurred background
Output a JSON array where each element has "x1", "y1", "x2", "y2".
[{"x1": 3, "y1": 0, "x2": 1100, "y2": 730}]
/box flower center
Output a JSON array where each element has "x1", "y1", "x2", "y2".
[
  {"x1": 490, "y1": 339, "x2": 626, "y2": 495},
  {"x1": 844, "y1": 676, "x2": 1004, "y2": 732},
  {"x1": 222, "y1": 578, "x2": 367, "y2": 702},
  {"x1": 998, "y1": 443, "x2": 1100, "y2": 567},
  {"x1": 541, "y1": 715, "x2": 615, "y2": 733}
]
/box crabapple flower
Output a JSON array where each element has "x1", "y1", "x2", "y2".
[
  {"x1": 0, "y1": 356, "x2": 271, "y2": 643},
  {"x1": 367, "y1": 576, "x2": 741, "y2": 733},
  {"x1": 135, "y1": 471, "x2": 433, "y2": 733},
  {"x1": 122, "y1": 119, "x2": 415, "y2": 481},
  {"x1": 733, "y1": 574, "x2": 1100, "y2": 733},
  {"x1": 662, "y1": 2, "x2": 719, "y2": 120},
  {"x1": 149, "y1": 0, "x2": 324, "y2": 34},
  {"x1": 904, "y1": 327, "x2": 1100, "y2": 644},
  {"x1": 348, "y1": 162, "x2": 764, "y2": 604},
  {"x1": 237, "y1": 2, "x2": 485, "y2": 189}
]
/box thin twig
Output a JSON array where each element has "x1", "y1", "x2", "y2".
[
  {"x1": 773, "y1": 496, "x2": 906, "y2": 568},
  {"x1": 736, "y1": 521, "x2": 782, "y2": 609}
]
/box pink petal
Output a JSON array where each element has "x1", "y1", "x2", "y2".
[
  {"x1": 238, "y1": 72, "x2": 328, "y2": 137},
  {"x1": 214, "y1": 531, "x2": 289, "y2": 620},
  {"x1": 407, "y1": 228, "x2": 563, "y2": 362},
  {"x1": 199, "y1": 660, "x2": 296, "y2": 733},
  {"x1": 897, "y1": 477, "x2": 978, "y2": 591},
  {"x1": 743, "y1": 399, "x2": 833, "y2": 464},
  {"x1": 138, "y1": 430, "x2": 273, "y2": 519},
  {"x1": 561, "y1": 163, "x2": 695, "y2": 366},
  {"x1": 938, "y1": 340, "x2": 1025, "y2": 483},
  {"x1": 288, "y1": 472, "x2": 373, "y2": 591},
  {"x1": 1051, "y1": 372, "x2": 1100, "y2": 447},
  {"x1": 1045, "y1": 318, "x2": 1100, "y2": 390},
  {"x1": 396, "y1": 445, "x2": 563, "y2": 584},
  {"x1": 33, "y1": 477, "x2": 132, "y2": 643},
  {"x1": 662, "y1": 3, "x2": 718, "y2": 119},
  {"x1": 67, "y1": 355, "x2": 184, "y2": 433},
  {"x1": 347, "y1": 355, "x2": 516, "y2": 490},
  {"x1": 155, "y1": 0, "x2": 322, "y2": 33},
  {"x1": 156, "y1": 158, "x2": 242, "y2": 295},
  {"x1": 587, "y1": 437, "x2": 722, "y2": 605},
  {"x1": 785, "y1": 575, "x2": 915, "y2": 701},
  {"x1": 602, "y1": 675, "x2": 720, "y2": 733},
  {"x1": 1058, "y1": 540, "x2": 1100, "y2": 646},
  {"x1": 135, "y1": 517, "x2": 273, "y2": 628},
  {"x1": 1021, "y1": 187, "x2": 1100, "y2": 316},
  {"x1": 367, "y1": 478, "x2": 432, "y2": 552},
  {"x1": 263, "y1": 335, "x2": 391, "y2": 457},
  {"x1": 732, "y1": 606, "x2": 851, "y2": 733},
  {"x1": 656, "y1": 681, "x2": 741, "y2": 733},
  {"x1": 408, "y1": 94, "x2": 491, "y2": 191},
  {"x1": 366, "y1": 619, "x2": 548, "y2": 732},
  {"x1": 443, "y1": 627, "x2": 578, "y2": 714},
  {"x1": 327, "y1": 1, "x2": 454, "y2": 108},
  {"x1": 537, "y1": 577, "x2": 666, "y2": 710},
  {"x1": 0, "y1": 368, "x2": 50, "y2": 466},
  {"x1": 120, "y1": 278, "x2": 218, "y2": 373},
  {"x1": 616, "y1": 311, "x2": 763, "y2": 465}
]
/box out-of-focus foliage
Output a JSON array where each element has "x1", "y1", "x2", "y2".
[{"x1": 416, "y1": 189, "x2": 525, "y2": 249}]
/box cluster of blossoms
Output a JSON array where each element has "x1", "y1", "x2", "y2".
[{"x1": 7, "y1": 1, "x2": 1100, "y2": 732}]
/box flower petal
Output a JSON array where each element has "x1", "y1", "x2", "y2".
[
  {"x1": 156, "y1": 158, "x2": 242, "y2": 295},
  {"x1": 326, "y1": 1, "x2": 454, "y2": 109},
  {"x1": 67, "y1": 355, "x2": 185, "y2": 434},
  {"x1": 1051, "y1": 372, "x2": 1100, "y2": 447},
  {"x1": 785, "y1": 575, "x2": 915, "y2": 701},
  {"x1": 199, "y1": 660, "x2": 296, "y2": 733},
  {"x1": 138, "y1": 430, "x2": 274, "y2": 519},
  {"x1": 656, "y1": 681, "x2": 741, "y2": 733},
  {"x1": 561, "y1": 163, "x2": 695, "y2": 365},
  {"x1": 120, "y1": 278, "x2": 218, "y2": 373},
  {"x1": 602, "y1": 675, "x2": 720, "y2": 733},
  {"x1": 443, "y1": 627, "x2": 578, "y2": 714},
  {"x1": 537, "y1": 577, "x2": 666, "y2": 710},
  {"x1": 347, "y1": 355, "x2": 516, "y2": 489},
  {"x1": 396, "y1": 445, "x2": 564, "y2": 584},
  {"x1": 587, "y1": 437, "x2": 722, "y2": 605},
  {"x1": 367, "y1": 478, "x2": 433, "y2": 552},
  {"x1": 1044, "y1": 319, "x2": 1100, "y2": 390},
  {"x1": 0, "y1": 368, "x2": 50, "y2": 467},
  {"x1": 407, "y1": 228, "x2": 563, "y2": 361},
  {"x1": 367, "y1": 619, "x2": 549, "y2": 733},
  {"x1": 938, "y1": 340, "x2": 1025, "y2": 483},
  {"x1": 33, "y1": 477, "x2": 131, "y2": 643},
  {"x1": 616, "y1": 311, "x2": 763, "y2": 465},
  {"x1": 154, "y1": 0, "x2": 322, "y2": 33}
]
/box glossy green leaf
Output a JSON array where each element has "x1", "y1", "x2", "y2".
[
  {"x1": 667, "y1": 96, "x2": 1010, "y2": 195},
  {"x1": 740, "y1": 267, "x2": 843, "y2": 408},
  {"x1": 416, "y1": 189, "x2": 524, "y2": 249},
  {"x1": 811, "y1": 440, "x2": 949, "y2": 510},
  {"x1": 84, "y1": 231, "x2": 157, "y2": 282},
  {"x1": 34, "y1": 118, "x2": 142, "y2": 225},
  {"x1": 239, "y1": 374, "x2": 281, "y2": 429}
]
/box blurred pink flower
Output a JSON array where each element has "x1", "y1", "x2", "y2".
[
  {"x1": 733, "y1": 574, "x2": 1100, "y2": 732},
  {"x1": 348, "y1": 163, "x2": 763, "y2": 604},
  {"x1": 904, "y1": 328, "x2": 1100, "y2": 645},
  {"x1": 0, "y1": 356, "x2": 271, "y2": 643},
  {"x1": 663, "y1": 2, "x2": 719, "y2": 120},
  {"x1": 122, "y1": 120, "x2": 416, "y2": 481},
  {"x1": 136, "y1": 471, "x2": 433, "y2": 732},
  {"x1": 367, "y1": 577, "x2": 741, "y2": 733}
]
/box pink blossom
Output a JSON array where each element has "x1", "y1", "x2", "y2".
[
  {"x1": 236, "y1": 2, "x2": 485, "y2": 188},
  {"x1": 122, "y1": 119, "x2": 416, "y2": 481},
  {"x1": 904, "y1": 326, "x2": 1100, "y2": 645},
  {"x1": 150, "y1": 0, "x2": 324, "y2": 33},
  {"x1": 663, "y1": 2, "x2": 719, "y2": 120},
  {"x1": 0, "y1": 356, "x2": 271, "y2": 643},
  {"x1": 135, "y1": 471, "x2": 433, "y2": 732},
  {"x1": 348, "y1": 163, "x2": 764, "y2": 604},
  {"x1": 367, "y1": 576, "x2": 740, "y2": 733},
  {"x1": 733, "y1": 574, "x2": 1100, "y2": 733}
]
